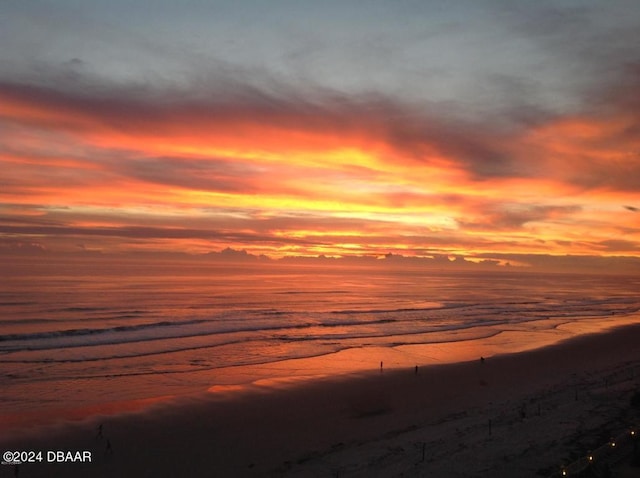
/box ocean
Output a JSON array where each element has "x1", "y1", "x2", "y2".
[{"x1": 2, "y1": 259, "x2": 640, "y2": 421}]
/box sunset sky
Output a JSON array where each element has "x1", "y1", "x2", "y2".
[{"x1": 1, "y1": 1, "x2": 639, "y2": 270}]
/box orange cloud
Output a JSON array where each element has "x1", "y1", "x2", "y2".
[{"x1": 1, "y1": 78, "x2": 639, "y2": 266}]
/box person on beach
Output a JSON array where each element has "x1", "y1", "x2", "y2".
[
  {"x1": 96, "y1": 423, "x2": 103, "y2": 439},
  {"x1": 380, "y1": 361, "x2": 383, "y2": 372},
  {"x1": 106, "y1": 439, "x2": 113, "y2": 455}
]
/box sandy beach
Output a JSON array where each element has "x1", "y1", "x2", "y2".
[{"x1": 2, "y1": 323, "x2": 640, "y2": 478}]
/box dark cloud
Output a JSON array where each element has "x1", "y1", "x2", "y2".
[
  {"x1": 0, "y1": 223, "x2": 323, "y2": 248},
  {"x1": 459, "y1": 204, "x2": 582, "y2": 231},
  {"x1": 1, "y1": 53, "x2": 639, "y2": 191},
  {"x1": 114, "y1": 155, "x2": 266, "y2": 193},
  {"x1": 598, "y1": 239, "x2": 639, "y2": 253},
  {"x1": 570, "y1": 160, "x2": 640, "y2": 191}
]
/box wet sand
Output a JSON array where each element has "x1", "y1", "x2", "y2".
[{"x1": 1, "y1": 323, "x2": 640, "y2": 477}]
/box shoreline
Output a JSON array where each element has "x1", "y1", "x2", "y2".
[
  {"x1": 3, "y1": 312, "x2": 639, "y2": 431},
  {"x1": 2, "y1": 322, "x2": 640, "y2": 477},
  {"x1": 2, "y1": 317, "x2": 639, "y2": 425}
]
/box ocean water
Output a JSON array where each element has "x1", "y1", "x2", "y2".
[{"x1": 2, "y1": 260, "x2": 640, "y2": 418}]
